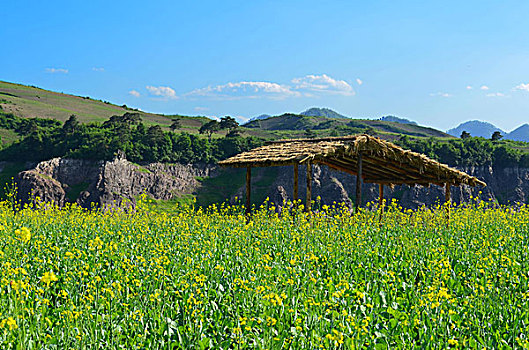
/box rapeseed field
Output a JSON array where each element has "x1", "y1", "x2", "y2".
[{"x1": 1, "y1": 197, "x2": 528, "y2": 349}]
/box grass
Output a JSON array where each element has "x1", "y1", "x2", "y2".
[
  {"x1": 0, "y1": 198, "x2": 528, "y2": 348},
  {"x1": 148, "y1": 195, "x2": 196, "y2": 213},
  {"x1": 131, "y1": 164, "x2": 152, "y2": 174}
]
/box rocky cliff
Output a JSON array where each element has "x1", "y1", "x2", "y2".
[
  {"x1": 16, "y1": 155, "x2": 214, "y2": 208},
  {"x1": 15, "y1": 156, "x2": 529, "y2": 209},
  {"x1": 235, "y1": 164, "x2": 526, "y2": 209}
]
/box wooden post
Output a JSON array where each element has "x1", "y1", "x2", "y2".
[
  {"x1": 445, "y1": 183, "x2": 451, "y2": 226},
  {"x1": 306, "y1": 162, "x2": 312, "y2": 212},
  {"x1": 293, "y1": 163, "x2": 299, "y2": 203},
  {"x1": 246, "y1": 167, "x2": 252, "y2": 217},
  {"x1": 378, "y1": 183, "x2": 384, "y2": 223},
  {"x1": 355, "y1": 153, "x2": 363, "y2": 213}
]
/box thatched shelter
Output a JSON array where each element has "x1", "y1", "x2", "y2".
[{"x1": 218, "y1": 134, "x2": 486, "y2": 214}]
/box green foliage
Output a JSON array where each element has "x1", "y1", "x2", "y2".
[
  {"x1": 199, "y1": 120, "x2": 220, "y2": 141},
  {"x1": 169, "y1": 119, "x2": 181, "y2": 132},
  {"x1": 0, "y1": 112, "x2": 264, "y2": 164},
  {"x1": 0, "y1": 111, "x2": 61, "y2": 134},
  {"x1": 0, "y1": 163, "x2": 26, "y2": 199},
  {"x1": 491, "y1": 131, "x2": 503, "y2": 141},
  {"x1": 395, "y1": 136, "x2": 529, "y2": 168},
  {"x1": 460, "y1": 131, "x2": 471, "y2": 139},
  {"x1": 219, "y1": 116, "x2": 239, "y2": 131}
]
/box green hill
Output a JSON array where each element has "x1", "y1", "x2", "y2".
[
  {"x1": 0, "y1": 80, "x2": 209, "y2": 132},
  {"x1": 243, "y1": 113, "x2": 452, "y2": 139}
]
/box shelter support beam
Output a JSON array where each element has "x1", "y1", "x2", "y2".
[
  {"x1": 293, "y1": 163, "x2": 299, "y2": 203},
  {"x1": 445, "y1": 183, "x2": 451, "y2": 226},
  {"x1": 246, "y1": 167, "x2": 251, "y2": 216},
  {"x1": 355, "y1": 153, "x2": 363, "y2": 213},
  {"x1": 306, "y1": 162, "x2": 312, "y2": 212},
  {"x1": 378, "y1": 184, "x2": 384, "y2": 223}
]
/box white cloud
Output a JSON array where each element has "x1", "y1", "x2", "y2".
[
  {"x1": 514, "y1": 83, "x2": 529, "y2": 92},
  {"x1": 486, "y1": 92, "x2": 506, "y2": 97},
  {"x1": 129, "y1": 90, "x2": 140, "y2": 97},
  {"x1": 291, "y1": 74, "x2": 355, "y2": 96},
  {"x1": 466, "y1": 85, "x2": 473, "y2": 90},
  {"x1": 356, "y1": 78, "x2": 363, "y2": 85},
  {"x1": 429, "y1": 92, "x2": 452, "y2": 97},
  {"x1": 186, "y1": 81, "x2": 299, "y2": 100},
  {"x1": 480, "y1": 85, "x2": 489, "y2": 90},
  {"x1": 194, "y1": 106, "x2": 209, "y2": 111},
  {"x1": 45, "y1": 68, "x2": 68, "y2": 74},
  {"x1": 146, "y1": 85, "x2": 178, "y2": 99},
  {"x1": 92, "y1": 67, "x2": 105, "y2": 72}
]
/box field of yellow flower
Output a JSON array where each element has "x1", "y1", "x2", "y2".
[{"x1": 1, "y1": 197, "x2": 529, "y2": 349}]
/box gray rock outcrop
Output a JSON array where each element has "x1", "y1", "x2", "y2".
[
  {"x1": 16, "y1": 155, "x2": 214, "y2": 208},
  {"x1": 14, "y1": 155, "x2": 529, "y2": 210}
]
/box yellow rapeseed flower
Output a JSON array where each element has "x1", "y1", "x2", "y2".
[
  {"x1": 15, "y1": 227, "x2": 31, "y2": 243},
  {"x1": 41, "y1": 271, "x2": 59, "y2": 287},
  {"x1": 5, "y1": 317, "x2": 17, "y2": 330}
]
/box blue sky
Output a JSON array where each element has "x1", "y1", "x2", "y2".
[{"x1": 2, "y1": 0, "x2": 529, "y2": 131}]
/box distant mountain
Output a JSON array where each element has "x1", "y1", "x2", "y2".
[
  {"x1": 300, "y1": 107, "x2": 348, "y2": 119},
  {"x1": 379, "y1": 115, "x2": 417, "y2": 125},
  {"x1": 246, "y1": 114, "x2": 271, "y2": 123},
  {"x1": 447, "y1": 120, "x2": 504, "y2": 138},
  {"x1": 506, "y1": 124, "x2": 529, "y2": 142}
]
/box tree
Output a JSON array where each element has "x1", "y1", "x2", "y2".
[
  {"x1": 199, "y1": 120, "x2": 220, "y2": 142},
  {"x1": 63, "y1": 115, "x2": 79, "y2": 134},
  {"x1": 121, "y1": 112, "x2": 142, "y2": 125},
  {"x1": 219, "y1": 116, "x2": 239, "y2": 132},
  {"x1": 491, "y1": 131, "x2": 503, "y2": 141},
  {"x1": 103, "y1": 112, "x2": 142, "y2": 128},
  {"x1": 460, "y1": 131, "x2": 471, "y2": 139},
  {"x1": 170, "y1": 119, "x2": 182, "y2": 132}
]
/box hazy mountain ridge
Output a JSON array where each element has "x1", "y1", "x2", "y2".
[
  {"x1": 505, "y1": 124, "x2": 529, "y2": 142},
  {"x1": 447, "y1": 120, "x2": 504, "y2": 138},
  {"x1": 448, "y1": 120, "x2": 529, "y2": 142}
]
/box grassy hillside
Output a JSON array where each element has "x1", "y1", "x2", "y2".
[
  {"x1": 1, "y1": 80, "x2": 456, "y2": 142},
  {"x1": 0, "y1": 81, "x2": 209, "y2": 132},
  {"x1": 243, "y1": 113, "x2": 453, "y2": 139}
]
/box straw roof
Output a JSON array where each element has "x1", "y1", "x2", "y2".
[{"x1": 218, "y1": 135, "x2": 486, "y2": 187}]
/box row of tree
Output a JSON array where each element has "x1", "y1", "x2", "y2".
[
  {"x1": 397, "y1": 135, "x2": 529, "y2": 168},
  {"x1": 460, "y1": 130, "x2": 503, "y2": 141},
  {"x1": 0, "y1": 112, "x2": 262, "y2": 163},
  {"x1": 3, "y1": 110, "x2": 529, "y2": 169}
]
